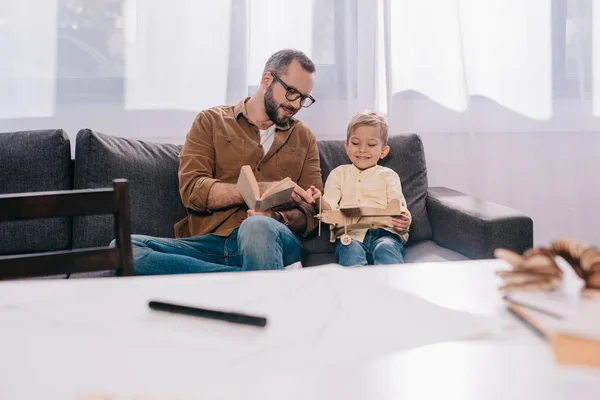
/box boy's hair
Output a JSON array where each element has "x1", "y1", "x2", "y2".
[{"x1": 346, "y1": 111, "x2": 389, "y2": 144}]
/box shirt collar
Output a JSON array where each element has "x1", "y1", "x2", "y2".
[
  {"x1": 351, "y1": 163, "x2": 381, "y2": 175},
  {"x1": 234, "y1": 97, "x2": 295, "y2": 131}
]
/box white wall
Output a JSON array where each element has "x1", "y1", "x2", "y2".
[{"x1": 420, "y1": 131, "x2": 600, "y2": 247}]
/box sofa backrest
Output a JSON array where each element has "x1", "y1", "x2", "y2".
[
  {"x1": 0, "y1": 129, "x2": 73, "y2": 254},
  {"x1": 70, "y1": 131, "x2": 432, "y2": 248},
  {"x1": 317, "y1": 134, "x2": 432, "y2": 243},
  {"x1": 72, "y1": 129, "x2": 187, "y2": 248}
]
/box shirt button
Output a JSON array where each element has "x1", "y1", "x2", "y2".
[
  {"x1": 291, "y1": 148, "x2": 295, "y2": 153},
  {"x1": 225, "y1": 137, "x2": 231, "y2": 143},
  {"x1": 257, "y1": 167, "x2": 261, "y2": 172},
  {"x1": 358, "y1": 199, "x2": 362, "y2": 203}
]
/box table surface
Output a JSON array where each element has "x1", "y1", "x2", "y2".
[{"x1": 1, "y1": 259, "x2": 599, "y2": 400}]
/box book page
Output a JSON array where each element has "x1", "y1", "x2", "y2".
[
  {"x1": 261, "y1": 177, "x2": 293, "y2": 199},
  {"x1": 508, "y1": 291, "x2": 600, "y2": 341},
  {"x1": 237, "y1": 165, "x2": 260, "y2": 210},
  {"x1": 252, "y1": 178, "x2": 295, "y2": 211},
  {"x1": 255, "y1": 186, "x2": 295, "y2": 211}
]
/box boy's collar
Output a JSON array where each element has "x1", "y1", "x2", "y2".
[{"x1": 351, "y1": 163, "x2": 381, "y2": 173}]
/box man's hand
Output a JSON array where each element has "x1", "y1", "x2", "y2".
[
  {"x1": 306, "y1": 185, "x2": 321, "y2": 202},
  {"x1": 391, "y1": 215, "x2": 410, "y2": 232},
  {"x1": 247, "y1": 209, "x2": 279, "y2": 220},
  {"x1": 290, "y1": 183, "x2": 315, "y2": 205}
]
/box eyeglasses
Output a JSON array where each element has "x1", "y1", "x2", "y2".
[{"x1": 270, "y1": 73, "x2": 316, "y2": 108}]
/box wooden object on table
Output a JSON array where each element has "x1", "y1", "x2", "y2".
[
  {"x1": 0, "y1": 179, "x2": 133, "y2": 279},
  {"x1": 552, "y1": 237, "x2": 600, "y2": 298},
  {"x1": 494, "y1": 247, "x2": 562, "y2": 292},
  {"x1": 508, "y1": 302, "x2": 600, "y2": 369}
]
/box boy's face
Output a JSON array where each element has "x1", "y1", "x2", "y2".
[{"x1": 344, "y1": 125, "x2": 390, "y2": 170}]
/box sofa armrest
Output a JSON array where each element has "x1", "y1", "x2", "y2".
[{"x1": 426, "y1": 187, "x2": 533, "y2": 259}]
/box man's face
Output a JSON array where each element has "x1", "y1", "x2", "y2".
[{"x1": 264, "y1": 60, "x2": 315, "y2": 127}]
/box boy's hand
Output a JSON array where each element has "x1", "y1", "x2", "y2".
[{"x1": 392, "y1": 215, "x2": 410, "y2": 232}]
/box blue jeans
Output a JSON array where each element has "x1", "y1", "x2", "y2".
[
  {"x1": 116, "y1": 216, "x2": 303, "y2": 275},
  {"x1": 335, "y1": 228, "x2": 405, "y2": 267}
]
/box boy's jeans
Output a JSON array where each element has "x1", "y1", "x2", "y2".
[
  {"x1": 335, "y1": 228, "x2": 405, "y2": 267},
  {"x1": 115, "y1": 216, "x2": 303, "y2": 275}
]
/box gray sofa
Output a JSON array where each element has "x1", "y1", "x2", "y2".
[{"x1": 0, "y1": 129, "x2": 533, "y2": 274}]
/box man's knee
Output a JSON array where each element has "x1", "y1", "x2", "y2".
[
  {"x1": 238, "y1": 216, "x2": 280, "y2": 240},
  {"x1": 110, "y1": 234, "x2": 151, "y2": 249}
]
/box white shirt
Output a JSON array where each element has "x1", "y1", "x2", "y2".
[
  {"x1": 322, "y1": 164, "x2": 411, "y2": 243},
  {"x1": 259, "y1": 125, "x2": 276, "y2": 154}
]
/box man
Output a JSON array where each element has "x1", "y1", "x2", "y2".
[{"x1": 129, "y1": 49, "x2": 323, "y2": 275}]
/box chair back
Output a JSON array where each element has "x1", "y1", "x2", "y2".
[{"x1": 0, "y1": 179, "x2": 133, "y2": 279}]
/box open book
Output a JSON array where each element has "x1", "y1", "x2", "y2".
[
  {"x1": 506, "y1": 292, "x2": 600, "y2": 368},
  {"x1": 237, "y1": 165, "x2": 295, "y2": 211}
]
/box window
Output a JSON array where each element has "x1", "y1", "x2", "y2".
[
  {"x1": 553, "y1": 0, "x2": 592, "y2": 99},
  {"x1": 247, "y1": 0, "x2": 337, "y2": 97},
  {"x1": 56, "y1": 0, "x2": 124, "y2": 105}
]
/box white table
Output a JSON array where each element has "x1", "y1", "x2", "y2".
[{"x1": 1, "y1": 259, "x2": 599, "y2": 400}]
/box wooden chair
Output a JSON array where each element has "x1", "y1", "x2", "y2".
[{"x1": 0, "y1": 179, "x2": 133, "y2": 279}]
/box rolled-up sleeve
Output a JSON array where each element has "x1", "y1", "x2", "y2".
[
  {"x1": 178, "y1": 112, "x2": 221, "y2": 212},
  {"x1": 296, "y1": 133, "x2": 323, "y2": 237},
  {"x1": 322, "y1": 167, "x2": 342, "y2": 211},
  {"x1": 386, "y1": 170, "x2": 412, "y2": 222}
]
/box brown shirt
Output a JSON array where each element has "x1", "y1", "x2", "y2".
[{"x1": 175, "y1": 98, "x2": 323, "y2": 239}]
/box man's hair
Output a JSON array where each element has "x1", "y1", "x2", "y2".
[
  {"x1": 263, "y1": 49, "x2": 316, "y2": 75},
  {"x1": 347, "y1": 111, "x2": 389, "y2": 144}
]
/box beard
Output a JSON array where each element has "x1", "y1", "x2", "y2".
[{"x1": 264, "y1": 86, "x2": 297, "y2": 127}]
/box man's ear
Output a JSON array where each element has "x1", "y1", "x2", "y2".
[
  {"x1": 260, "y1": 72, "x2": 273, "y2": 91},
  {"x1": 380, "y1": 145, "x2": 390, "y2": 159}
]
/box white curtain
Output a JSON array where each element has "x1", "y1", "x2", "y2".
[
  {"x1": 121, "y1": 0, "x2": 556, "y2": 132},
  {"x1": 388, "y1": 0, "x2": 552, "y2": 120},
  {"x1": 0, "y1": 1, "x2": 57, "y2": 119},
  {"x1": 0, "y1": 0, "x2": 596, "y2": 128},
  {"x1": 124, "y1": 0, "x2": 232, "y2": 111},
  {"x1": 593, "y1": 0, "x2": 600, "y2": 116},
  {"x1": 247, "y1": 0, "x2": 315, "y2": 84}
]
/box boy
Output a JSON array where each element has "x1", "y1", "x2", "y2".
[{"x1": 320, "y1": 111, "x2": 411, "y2": 266}]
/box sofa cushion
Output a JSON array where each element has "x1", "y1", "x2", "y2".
[
  {"x1": 315, "y1": 134, "x2": 432, "y2": 243},
  {"x1": 73, "y1": 129, "x2": 187, "y2": 248},
  {"x1": 303, "y1": 239, "x2": 467, "y2": 267},
  {"x1": 0, "y1": 129, "x2": 72, "y2": 254},
  {"x1": 403, "y1": 240, "x2": 469, "y2": 263}
]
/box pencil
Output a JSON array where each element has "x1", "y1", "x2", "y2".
[
  {"x1": 148, "y1": 300, "x2": 267, "y2": 328},
  {"x1": 506, "y1": 304, "x2": 548, "y2": 340},
  {"x1": 503, "y1": 295, "x2": 564, "y2": 320}
]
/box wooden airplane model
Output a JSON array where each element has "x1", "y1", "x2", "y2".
[{"x1": 315, "y1": 198, "x2": 408, "y2": 245}]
